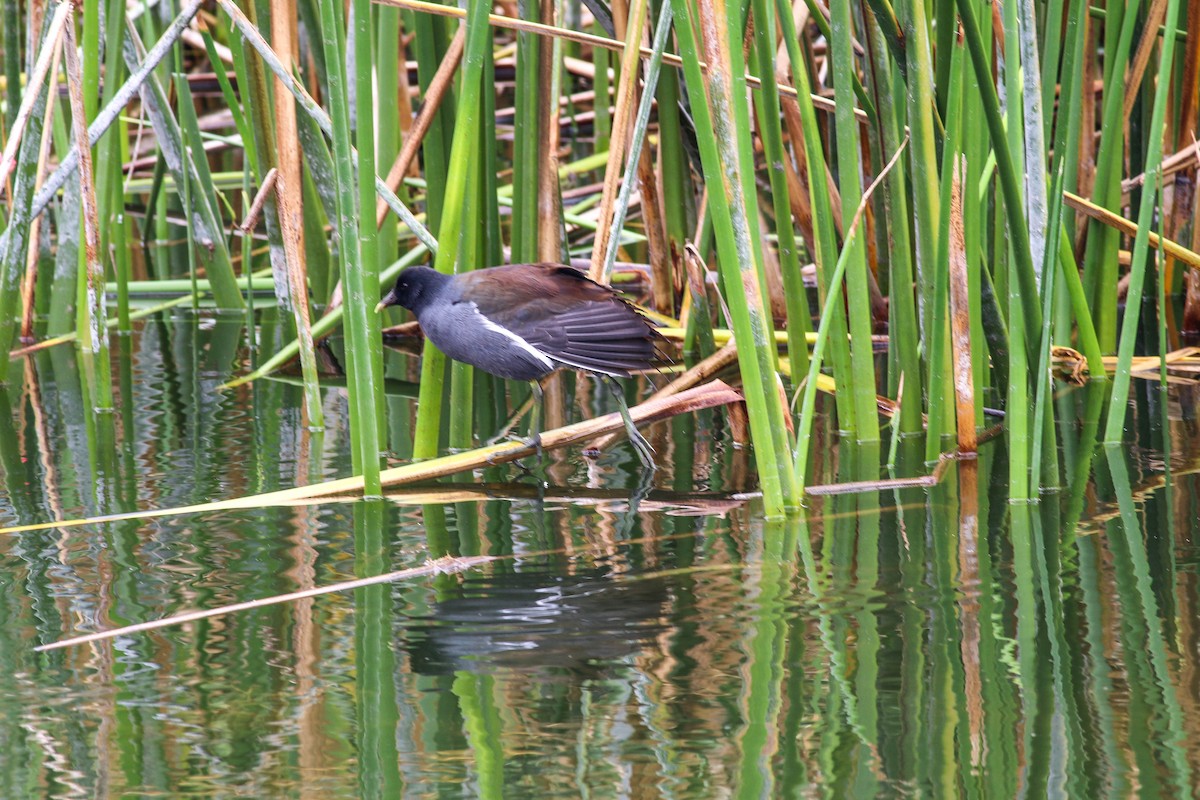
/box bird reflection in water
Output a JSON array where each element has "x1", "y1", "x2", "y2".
[{"x1": 406, "y1": 567, "x2": 670, "y2": 675}]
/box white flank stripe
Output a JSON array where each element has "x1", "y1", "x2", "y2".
[
  {"x1": 541, "y1": 354, "x2": 629, "y2": 378},
  {"x1": 469, "y1": 303, "x2": 555, "y2": 371}
]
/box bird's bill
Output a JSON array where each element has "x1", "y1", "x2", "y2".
[{"x1": 374, "y1": 289, "x2": 398, "y2": 313}]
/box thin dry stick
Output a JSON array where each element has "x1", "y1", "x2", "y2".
[
  {"x1": 0, "y1": 2, "x2": 71, "y2": 191},
  {"x1": 494, "y1": 85, "x2": 600, "y2": 119},
  {"x1": 1121, "y1": 139, "x2": 1200, "y2": 193},
  {"x1": 239, "y1": 168, "x2": 279, "y2": 233},
  {"x1": 34, "y1": 555, "x2": 497, "y2": 652},
  {"x1": 373, "y1": 24, "x2": 465, "y2": 228},
  {"x1": 947, "y1": 157, "x2": 976, "y2": 453},
  {"x1": 38, "y1": 524, "x2": 757, "y2": 653},
  {"x1": 806, "y1": 452, "x2": 955, "y2": 496}
]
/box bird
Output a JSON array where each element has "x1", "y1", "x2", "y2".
[{"x1": 375, "y1": 263, "x2": 662, "y2": 469}]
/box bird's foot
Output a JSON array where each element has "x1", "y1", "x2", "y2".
[{"x1": 628, "y1": 428, "x2": 657, "y2": 473}]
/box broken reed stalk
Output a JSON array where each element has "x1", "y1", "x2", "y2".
[
  {"x1": 590, "y1": 341, "x2": 738, "y2": 451},
  {"x1": 1062, "y1": 189, "x2": 1200, "y2": 271},
  {"x1": 0, "y1": 380, "x2": 741, "y2": 537}
]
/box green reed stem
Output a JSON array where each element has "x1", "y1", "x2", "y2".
[
  {"x1": 376, "y1": 4, "x2": 402, "y2": 270},
  {"x1": 673, "y1": 0, "x2": 796, "y2": 515},
  {"x1": 795, "y1": 142, "x2": 905, "y2": 487},
  {"x1": 750, "y1": 0, "x2": 808, "y2": 378},
  {"x1": 82, "y1": 0, "x2": 101, "y2": 119},
  {"x1": 1016, "y1": 0, "x2": 1049, "y2": 282},
  {"x1": 1, "y1": 0, "x2": 20, "y2": 132},
  {"x1": 902, "y1": 0, "x2": 941, "y2": 357},
  {"x1": 409, "y1": 9, "x2": 452, "y2": 233},
  {"x1": 413, "y1": 2, "x2": 492, "y2": 461},
  {"x1": 956, "y1": 0, "x2": 1042, "y2": 348},
  {"x1": 1081, "y1": 0, "x2": 1142, "y2": 352},
  {"x1": 654, "y1": 0, "x2": 688, "y2": 314},
  {"x1": 828, "y1": 0, "x2": 879, "y2": 442},
  {"x1": 318, "y1": 0, "x2": 382, "y2": 492},
  {"x1": 447, "y1": 106, "x2": 488, "y2": 452},
  {"x1": 1007, "y1": 238, "x2": 1030, "y2": 499},
  {"x1": 863, "y1": 6, "x2": 921, "y2": 434},
  {"x1": 1031, "y1": 169, "x2": 1066, "y2": 491},
  {"x1": 1102, "y1": 0, "x2": 1182, "y2": 443},
  {"x1": 97, "y1": 0, "x2": 127, "y2": 333},
  {"x1": 511, "y1": 1, "x2": 540, "y2": 263},
  {"x1": 354, "y1": 0, "x2": 385, "y2": 443},
  {"x1": 593, "y1": 18, "x2": 612, "y2": 155},
  {"x1": 773, "y1": 0, "x2": 853, "y2": 430}
]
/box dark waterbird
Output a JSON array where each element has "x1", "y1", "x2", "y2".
[{"x1": 375, "y1": 263, "x2": 662, "y2": 469}]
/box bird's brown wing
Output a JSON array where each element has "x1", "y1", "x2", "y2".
[{"x1": 464, "y1": 264, "x2": 661, "y2": 377}]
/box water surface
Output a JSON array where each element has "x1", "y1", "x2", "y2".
[{"x1": 1, "y1": 315, "x2": 1198, "y2": 798}]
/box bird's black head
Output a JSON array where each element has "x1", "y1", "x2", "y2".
[{"x1": 375, "y1": 265, "x2": 446, "y2": 316}]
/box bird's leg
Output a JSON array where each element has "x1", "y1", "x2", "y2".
[
  {"x1": 603, "y1": 375, "x2": 656, "y2": 472},
  {"x1": 528, "y1": 379, "x2": 545, "y2": 464},
  {"x1": 487, "y1": 400, "x2": 526, "y2": 446}
]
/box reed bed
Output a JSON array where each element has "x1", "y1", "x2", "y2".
[
  {"x1": 4, "y1": 4, "x2": 1200, "y2": 791},
  {"x1": 0, "y1": 0, "x2": 1198, "y2": 516}
]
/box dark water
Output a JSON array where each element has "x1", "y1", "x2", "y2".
[{"x1": 1, "y1": 315, "x2": 1198, "y2": 798}]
